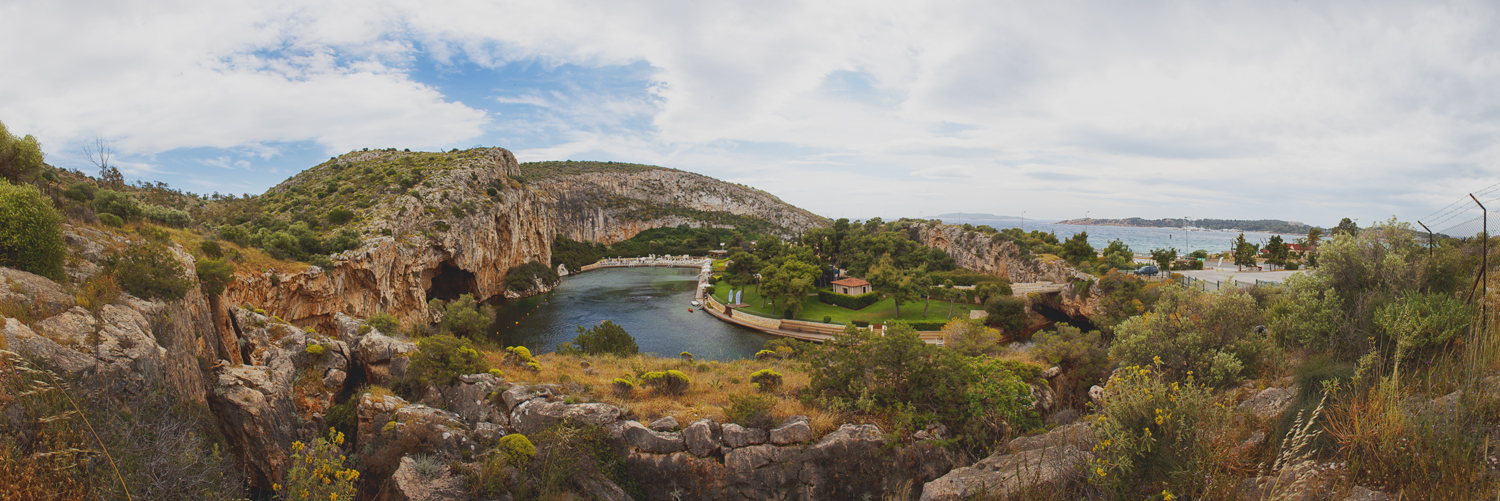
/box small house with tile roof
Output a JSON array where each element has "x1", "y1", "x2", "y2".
[{"x1": 831, "y1": 277, "x2": 871, "y2": 295}]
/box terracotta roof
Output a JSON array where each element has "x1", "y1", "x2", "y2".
[{"x1": 832, "y1": 277, "x2": 870, "y2": 287}]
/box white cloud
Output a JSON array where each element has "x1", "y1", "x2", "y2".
[{"x1": 5, "y1": 0, "x2": 1500, "y2": 223}]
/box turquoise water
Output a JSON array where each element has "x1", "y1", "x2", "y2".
[
  {"x1": 491, "y1": 267, "x2": 773, "y2": 361},
  {"x1": 940, "y1": 218, "x2": 1306, "y2": 255}
]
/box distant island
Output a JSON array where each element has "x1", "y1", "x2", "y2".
[
  {"x1": 1054, "y1": 217, "x2": 1315, "y2": 234},
  {"x1": 928, "y1": 212, "x2": 1023, "y2": 220}
]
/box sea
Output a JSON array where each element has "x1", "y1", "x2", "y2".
[{"x1": 931, "y1": 217, "x2": 1306, "y2": 255}]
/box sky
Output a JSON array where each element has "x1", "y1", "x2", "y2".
[{"x1": 3, "y1": 0, "x2": 1499, "y2": 228}]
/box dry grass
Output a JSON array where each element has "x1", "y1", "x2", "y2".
[{"x1": 486, "y1": 351, "x2": 855, "y2": 435}]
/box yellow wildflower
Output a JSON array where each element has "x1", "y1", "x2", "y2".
[
  {"x1": 1163, "y1": 491, "x2": 1175, "y2": 501},
  {"x1": 1096, "y1": 467, "x2": 1107, "y2": 477}
]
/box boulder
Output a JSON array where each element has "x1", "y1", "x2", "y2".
[
  {"x1": 500, "y1": 383, "x2": 559, "y2": 411},
  {"x1": 1088, "y1": 385, "x2": 1106, "y2": 407},
  {"x1": 434, "y1": 373, "x2": 507, "y2": 426},
  {"x1": 721, "y1": 423, "x2": 767, "y2": 448},
  {"x1": 620, "y1": 420, "x2": 687, "y2": 454},
  {"x1": 1007, "y1": 421, "x2": 1094, "y2": 453},
  {"x1": 209, "y1": 364, "x2": 303, "y2": 489},
  {"x1": 1240, "y1": 386, "x2": 1297, "y2": 422},
  {"x1": 354, "y1": 330, "x2": 416, "y2": 385},
  {"x1": 649, "y1": 415, "x2": 678, "y2": 431},
  {"x1": 382, "y1": 455, "x2": 471, "y2": 501},
  {"x1": 511, "y1": 400, "x2": 622, "y2": 435},
  {"x1": 768, "y1": 420, "x2": 812, "y2": 445},
  {"x1": 2, "y1": 319, "x2": 95, "y2": 376},
  {"x1": 920, "y1": 445, "x2": 1089, "y2": 501},
  {"x1": 682, "y1": 419, "x2": 722, "y2": 457},
  {"x1": 33, "y1": 306, "x2": 97, "y2": 346}
]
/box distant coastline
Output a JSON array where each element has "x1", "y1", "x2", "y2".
[{"x1": 1054, "y1": 217, "x2": 1315, "y2": 234}]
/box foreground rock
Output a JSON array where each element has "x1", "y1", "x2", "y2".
[{"x1": 920, "y1": 422, "x2": 1095, "y2": 501}]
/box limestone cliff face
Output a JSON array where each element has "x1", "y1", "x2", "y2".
[
  {"x1": 224, "y1": 148, "x2": 555, "y2": 331},
  {"x1": 536, "y1": 168, "x2": 829, "y2": 245},
  {"x1": 916, "y1": 223, "x2": 1101, "y2": 321}
]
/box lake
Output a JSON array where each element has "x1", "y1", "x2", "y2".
[{"x1": 490, "y1": 267, "x2": 773, "y2": 361}]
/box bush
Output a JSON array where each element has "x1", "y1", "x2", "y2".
[
  {"x1": 0, "y1": 120, "x2": 43, "y2": 183},
  {"x1": 98, "y1": 212, "x2": 124, "y2": 227},
  {"x1": 817, "y1": 290, "x2": 881, "y2": 309},
  {"x1": 141, "y1": 204, "x2": 191, "y2": 227},
  {"x1": 92, "y1": 189, "x2": 139, "y2": 220},
  {"x1": 1110, "y1": 283, "x2": 1269, "y2": 387},
  {"x1": 1285, "y1": 262, "x2": 1300, "y2": 270},
  {"x1": 0, "y1": 179, "x2": 65, "y2": 280},
  {"x1": 940, "y1": 318, "x2": 1003, "y2": 356},
  {"x1": 1090, "y1": 364, "x2": 1225, "y2": 498},
  {"x1": 724, "y1": 392, "x2": 776, "y2": 428},
  {"x1": 367, "y1": 312, "x2": 400, "y2": 334},
  {"x1": 195, "y1": 258, "x2": 234, "y2": 297},
  {"x1": 408, "y1": 334, "x2": 489, "y2": 387},
  {"x1": 1375, "y1": 291, "x2": 1471, "y2": 369},
  {"x1": 822, "y1": 315, "x2": 832, "y2": 323},
  {"x1": 902, "y1": 320, "x2": 948, "y2": 331},
  {"x1": 806, "y1": 323, "x2": 1037, "y2": 453},
  {"x1": 497, "y1": 433, "x2": 537, "y2": 467},
  {"x1": 1268, "y1": 272, "x2": 1343, "y2": 348},
  {"x1": 433, "y1": 294, "x2": 494, "y2": 339},
  {"x1": 611, "y1": 378, "x2": 635, "y2": 397},
  {"x1": 199, "y1": 240, "x2": 223, "y2": 258},
  {"x1": 279, "y1": 428, "x2": 358, "y2": 500},
  {"x1": 569, "y1": 320, "x2": 639, "y2": 356},
  {"x1": 326, "y1": 207, "x2": 355, "y2": 225},
  {"x1": 112, "y1": 242, "x2": 192, "y2": 301},
  {"x1": 983, "y1": 296, "x2": 1029, "y2": 333},
  {"x1": 639, "y1": 370, "x2": 691, "y2": 395},
  {"x1": 750, "y1": 369, "x2": 783, "y2": 392},
  {"x1": 62, "y1": 181, "x2": 97, "y2": 202},
  {"x1": 305, "y1": 343, "x2": 326, "y2": 356}
]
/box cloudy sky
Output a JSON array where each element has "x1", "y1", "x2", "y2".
[{"x1": 2, "y1": 0, "x2": 1498, "y2": 227}]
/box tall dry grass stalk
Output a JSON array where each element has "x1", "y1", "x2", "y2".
[{"x1": 0, "y1": 349, "x2": 131, "y2": 500}]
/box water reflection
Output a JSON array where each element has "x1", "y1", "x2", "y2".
[{"x1": 489, "y1": 267, "x2": 773, "y2": 361}]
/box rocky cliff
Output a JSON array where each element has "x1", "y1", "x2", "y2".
[
  {"x1": 533, "y1": 166, "x2": 829, "y2": 245},
  {"x1": 222, "y1": 150, "x2": 828, "y2": 334},
  {"x1": 915, "y1": 223, "x2": 1100, "y2": 322}
]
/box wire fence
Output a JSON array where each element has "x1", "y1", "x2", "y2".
[{"x1": 1174, "y1": 275, "x2": 1281, "y2": 291}]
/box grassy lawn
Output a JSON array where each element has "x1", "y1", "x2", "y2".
[{"x1": 711, "y1": 284, "x2": 979, "y2": 326}]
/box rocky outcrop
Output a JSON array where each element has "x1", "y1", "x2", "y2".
[
  {"x1": 920, "y1": 423, "x2": 1096, "y2": 500},
  {"x1": 382, "y1": 456, "x2": 470, "y2": 501},
  {"x1": 224, "y1": 147, "x2": 555, "y2": 332},
  {"x1": 535, "y1": 168, "x2": 828, "y2": 245},
  {"x1": 1241, "y1": 386, "x2": 1298, "y2": 422},
  {"x1": 914, "y1": 224, "x2": 1082, "y2": 284}
]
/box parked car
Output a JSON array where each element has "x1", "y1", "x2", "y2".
[{"x1": 1135, "y1": 265, "x2": 1159, "y2": 276}]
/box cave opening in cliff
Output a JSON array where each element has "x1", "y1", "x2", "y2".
[
  {"x1": 1031, "y1": 296, "x2": 1099, "y2": 332},
  {"x1": 427, "y1": 261, "x2": 478, "y2": 302}
]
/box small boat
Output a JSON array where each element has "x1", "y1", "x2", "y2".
[{"x1": 691, "y1": 300, "x2": 702, "y2": 308}]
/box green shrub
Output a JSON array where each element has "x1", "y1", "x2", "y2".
[
  {"x1": 497, "y1": 433, "x2": 536, "y2": 467},
  {"x1": 822, "y1": 315, "x2": 832, "y2": 323},
  {"x1": 141, "y1": 204, "x2": 190, "y2": 227},
  {"x1": 1090, "y1": 364, "x2": 1224, "y2": 498},
  {"x1": 326, "y1": 207, "x2": 354, "y2": 225},
  {"x1": 639, "y1": 370, "x2": 691, "y2": 395},
  {"x1": 367, "y1": 312, "x2": 400, "y2": 334},
  {"x1": 754, "y1": 349, "x2": 777, "y2": 360},
  {"x1": 817, "y1": 290, "x2": 881, "y2": 309},
  {"x1": 432, "y1": 294, "x2": 494, "y2": 339},
  {"x1": 750, "y1": 369, "x2": 783, "y2": 392},
  {"x1": 0, "y1": 180, "x2": 65, "y2": 280},
  {"x1": 1268, "y1": 272, "x2": 1343, "y2": 348},
  {"x1": 806, "y1": 323, "x2": 1037, "y2": 453},
  {"x1": 91, "y1": 189, "x2": 139, "y2": 220},
  {"x1": 111, "y1": 242, "x2": 192, "y2": 301},
  {"x1": 983, "y1": 296, "x2": 1029, "y2": 333},
  {"x1": 98, "y1": 213, "x2": 124, "y2": 227},
  {"x1": 724, "y1": 392, "x2": 776, "y2": 428},
  {"x1": 195, "y1": 258, "x2": 234, "y2": 296},
  {"x1": 1375, "y1": 291, "x2": 1471, "y2": 370},
  {"x1": 279, "y1": 427, "x2": 358, "y2": 500},
  {"x1": 611, "y1": 378, "x2": 635, "y2": 397},
  {"x1": 939, "y1": 319, "x2": 1003, "y2": 356},
  {"x1": 408, "y1": 334, "x2": 489, "y2": 387},
  {"x1": 198, "y1": 240, "x2": 223, "y2": 259},
  {"x1": 62, "y1": 181, "x2": 97, "y2": 202},
  {"x1": 569, "y1": 320, "x2": 639, "y2": 356},
  {"x1": 1110, "y1": 283, "x2": 1269, "y2": 386},
  {"x1": 0, "y1": 120, "x2": 43, "y2": 183},
  {"x1": 305, "y1": 343, "x2": 326, "y2": 356}
]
